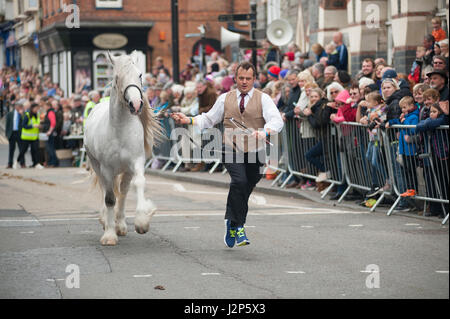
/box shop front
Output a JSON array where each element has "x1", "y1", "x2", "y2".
[{"x1": 38, "y1": 21, "x2": 153, "y2": 97}]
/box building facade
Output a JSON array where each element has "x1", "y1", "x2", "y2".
[
  {"x1": 38, "y1": 0, "x2": 250, "y2": 97},
  {"x1": 0, "y1": 0, "x2": 16, "y2": 67},
  {"x1": 257, "y1": 0, "x2": 449, "y2": 75}
]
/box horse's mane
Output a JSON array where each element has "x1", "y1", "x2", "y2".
[{"x1": 140, "y1": 92, "x2": 164, "y2": 158}]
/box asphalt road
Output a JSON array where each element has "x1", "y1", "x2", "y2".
[{"x1": 0, "y1": 145, "x2": 448, "y2": 300}]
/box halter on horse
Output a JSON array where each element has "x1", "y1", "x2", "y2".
[{"x1": 84, "y1": 51, "x2": 162, "y2": 246}]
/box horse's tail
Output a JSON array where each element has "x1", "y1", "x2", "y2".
[{"x1": 140, "y1": 94, "x2": 165, "y2": 158}]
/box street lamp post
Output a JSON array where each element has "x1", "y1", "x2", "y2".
[{"x1": 171, "y1": 0, "x2": 180, "y2": 83}]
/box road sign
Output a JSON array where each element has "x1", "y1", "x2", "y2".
[{"x1": 218, "y1": 13, "x2": 256, "y2": 22}]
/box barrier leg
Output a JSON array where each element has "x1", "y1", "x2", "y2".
[
  {"x1": 320, "y1": 182, "x2": 335, "y2": 199},
  {"x1": 443, "y1": 213, "x2": 449, "y2": 225},
  {"x1": 161, "y1": 160, "x2": 172, "y2": 171},
  {"x1": 271, "y1": 171, "x2": 284, "y2": 187},
  {"x1": 172, "y1": 160, "x2": 183, "y2": 173},
  {"x1": 387, "y1": 196, "x2": 402, "y2": 216},
  {"x1": 280, "y1": 172, "x2": 293, "y2": 189},
  {"x1": 337, "y1": 185, "x2": 352, "y2": 203},
  {"x1": 144, "y1": 158, "x2": 154, "y2": 169},
  {"x1": 222, "y1": 167, "x2": 227, "y2": 175},
  {"x1": 209, "y1": 161, "x2": 220, "y2": 174},
  {"x1": 370, "y1": 192, "x2": 385, "y2": 212}
]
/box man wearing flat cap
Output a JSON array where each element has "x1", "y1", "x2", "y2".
[{"x1": 427, "y1": 68, "x2": 449, "y2": 101}]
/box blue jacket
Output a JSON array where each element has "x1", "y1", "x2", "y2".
[
  {"x1": 416, "y1": 114, "x2": 449, "y2": 160},
  {"x1": 388, "y1": 108, "x2": 420, "y2": 155}
]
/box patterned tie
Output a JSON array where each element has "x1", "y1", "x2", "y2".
[{"x1": 239, "y1": 93, "x2": 246, "y2": 114}]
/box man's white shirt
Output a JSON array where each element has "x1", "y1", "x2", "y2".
[{"x1": 193, "y1": 87, "x2": 284, "y2": 133}]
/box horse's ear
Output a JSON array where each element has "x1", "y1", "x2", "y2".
[
  {"x1": 130, "y1": 50, "x2": 139, "y2": 65},
  {"x1": 107, "y1": 51, "x2": 116, "y2": 66}
]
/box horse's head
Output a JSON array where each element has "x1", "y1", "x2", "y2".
[{"x1": 108, "y1": 51, "x2": 144, "y2": 115}]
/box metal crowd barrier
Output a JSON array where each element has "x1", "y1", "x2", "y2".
[
  {"x1": 382, "y1": 124, "x2": 448, "y2": 224},
  {"x1": 147, "y1": 116, "x2": 448, "y2": 224},
  {"x1": 145, "y1": 118, "x2": 223, "y2": 174},
  {"x1": 145, "y1": 117, "x2": 176, "y2": 171},
  {"x1": 169, "y1": 122, "x2": 223, "y2": 174},
  {"x1": 280, "y1": 117, "x2": 345, "y2": 199},
  {"x1": 338, "y1": 122, "x2": 394, "y2": 211}
]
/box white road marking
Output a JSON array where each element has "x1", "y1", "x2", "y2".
[
  {"x1": 249, "y1": 195, "x2": 267, "y2": 205},
  {"x1": 405, "y1": 223, "x2": 421, "y2": 226},
  {"x1": 133, "y1": 274, "x2": 153, "y2": 278},
  {"x1": 348, "y1": 224, "x2": 364, "y2": 227},
  {"x1": 301, "y1": 225, "x2": 314, "y2": 228},
  {"x1": 20, "y1": 231, "x2": 35, "y2": 234},
  {"x1": 435, "y1": 271, "x2": 449, "y2": 274},
  {"x1": 70, "y1": 176, "x2": 90, "y2": 184},
  {"x1": 201, "y1": 273, "x2": 221, "y2": 276},
  {"x1": 0, "y1": 209, "x2": 370, "y2": 224},
  {"x1": 360, "y1": 270, "x2": 379, "y2": 273},
  {"x1": 184, "y1": 226, "x2": 200, "y2": 230},
  {"x1": 286, "y1": 271, "x2": 305, "y2": 274}
]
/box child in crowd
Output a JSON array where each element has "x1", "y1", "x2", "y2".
[
  {"x1": 412, "y1": 83, "x2": 429, "y2": 110},
  {"x1": 431, "y1": 17, "x2": 447, "y2": 43},
  {"x1": 330, "y1": 90, "x2": 357, "y2": 123},
  {"x1": 408, "y1": 46, "x2": 426, "y2": 84},
  {"x1": 362, "y1": 91, "x2": 387, "y2": 196},
  {"x1": 386, "y1": 96, "x2": 420, "y2": 197},
  {"x1": 416, "y1": 103, "x2": 449, "y2": 217},
  {"x1": 325, "y1": 42, "x2": 339, "y2": 67}
]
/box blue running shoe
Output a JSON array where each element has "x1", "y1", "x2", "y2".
[
  {"x1": 224, "y1": 219, "x2": 236, "y2": 248},
  {"x1": 236, "y1": 226, "x2": 250, "y2": 246}
]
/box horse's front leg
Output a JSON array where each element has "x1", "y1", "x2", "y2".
[
  {"x1": 99, "y1": 172, "x2": 118, "y2": 245},
  {"x1": 115, "y1": 172, "x2": 133, "y2": 236},
  {"x1": 134, "y1": 159, "x2": 156, "y2": 234}
]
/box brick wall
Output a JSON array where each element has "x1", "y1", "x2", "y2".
[{"x1": 41, "y1": 0, "x2": 250, "y2": 75}]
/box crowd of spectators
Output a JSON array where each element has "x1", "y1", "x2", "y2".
[{"x1": 1, "y1": 17, "x2": 448, "y2": 217}]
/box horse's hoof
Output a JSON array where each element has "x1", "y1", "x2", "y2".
[
  {"x1": 100, "y1": 234, "x2": 118, "y2": 246},
  {"x1": 135, "y1": 225, "x2": 149, "y2": 234},
  {"x1": 116, "y1": 224, "x2": 128, "y2": 236}
]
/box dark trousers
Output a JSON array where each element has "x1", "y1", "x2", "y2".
[
  {"x1": 402, "y1": 155, "x2": 418, "y2": 190},
  {"x1": 18, "y1": 140, "x2": 39, "y2": 167},
  {"x1": 223, "y1": 151, "x2": 264, "y2": 227},
  {"x1": 46, "y1": 135, "x2": 59, "y2": 166},
  {"x1": 8, "y1": 131, "x2": 22, "y2": 166},
  {"x1": 305, "y1": 141, "x2": 325, "y2": 172}
]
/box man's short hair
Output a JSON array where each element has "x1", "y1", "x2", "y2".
[
  {"x1": 235, "y1": 61, "x2": 256, "y2": 78},
  {"x1": 312, "y1": 63, "x2": 325, "y2": 74}
]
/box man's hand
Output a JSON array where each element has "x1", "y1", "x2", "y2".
[{"x1": 170, "y1": 112, "x2": 191, "y2": 125}]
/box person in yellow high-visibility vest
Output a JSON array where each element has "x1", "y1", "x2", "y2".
[
  {"x1": 18, "y1": 103, "x2": 41, "y2": 168},
  {"x1": 83, "y1": 90, "x2": 101, "y2": 129}
]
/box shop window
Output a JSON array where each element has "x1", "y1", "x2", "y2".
[{"x1": 95, "y1": 0, "x2": 122, "y2": 9}]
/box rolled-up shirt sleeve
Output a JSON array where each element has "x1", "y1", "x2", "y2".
[
  {"x1": 261, "y1": 92, "x2": 284, "y2": 133},
  {"x1": 193, "y1": 93, "x2": 226, "y2": 130}
]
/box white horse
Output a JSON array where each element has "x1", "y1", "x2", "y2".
[{"x1": 84, "y1": 51, "x2": 161, "y2": 246}]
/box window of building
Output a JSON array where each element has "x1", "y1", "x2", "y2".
[
  {"x1": 43, "y1": 55, "x2": 49, "y2": 74},
  {"x1": 52, "y1": 53, "x2": 59, "y2": 83},
  {"x1": 95, "y1": 0, "x2": 122, "y2": 9}
]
